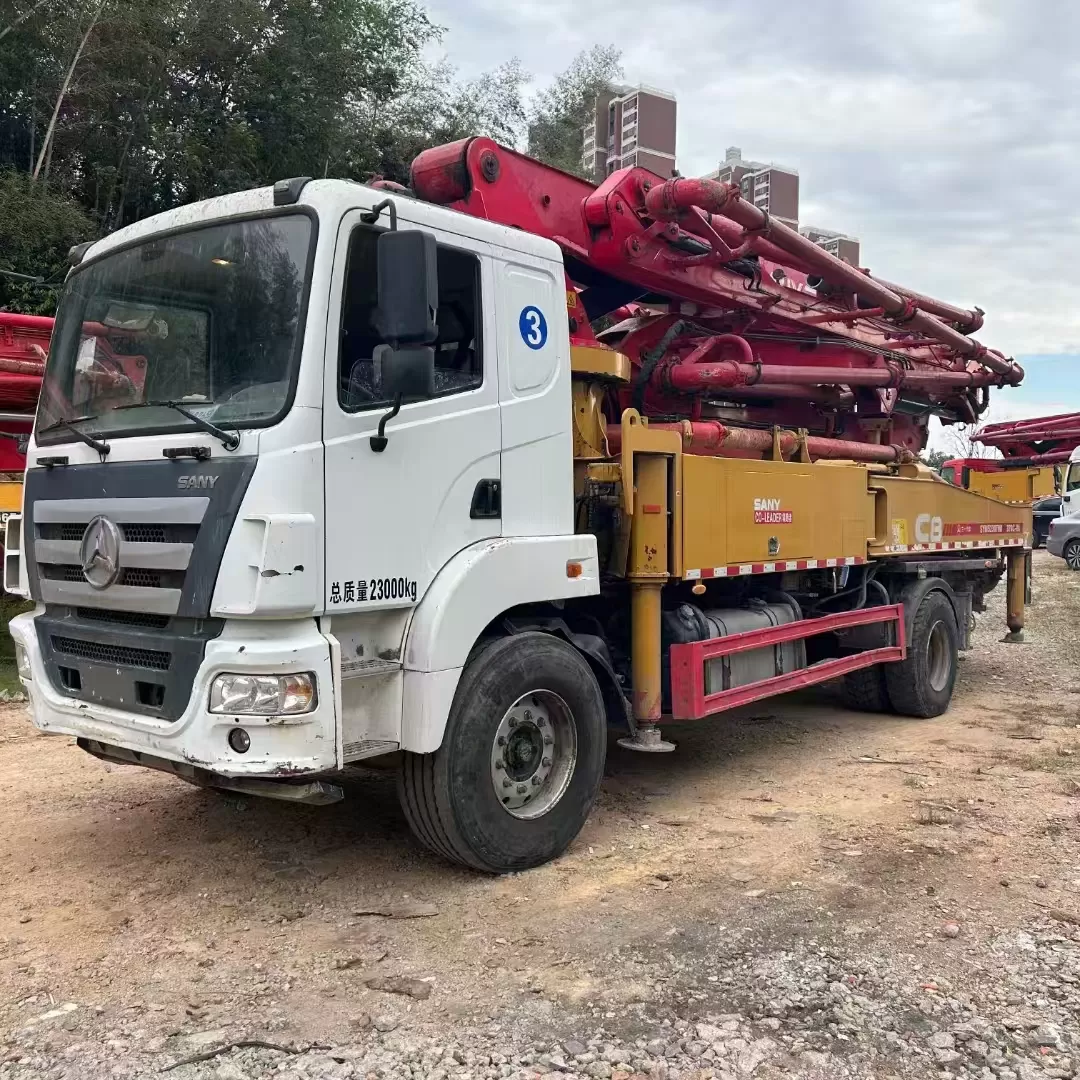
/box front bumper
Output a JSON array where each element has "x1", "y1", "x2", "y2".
[{"x1": 10, "y1": 610, "x2": 338, "y2": 778}]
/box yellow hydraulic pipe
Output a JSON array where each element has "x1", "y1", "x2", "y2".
[
  {"x1": 631, "y1": 582, "x2": 664, "y2": 722},
  {"x1": 1005, "y1": 548, "x2": 1026, "y2": 641},
  {"x1": 627, "y1": 452, "x2": 670, "y2": 724}
]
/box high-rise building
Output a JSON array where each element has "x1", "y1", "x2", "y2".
[
  {"x1": 702, "y1": 147, "x2": 861, "y2": 263},
  {"x1": 799, "y1": 225, "x2": 861, "y2": 266},
  {"x1": 703, "y1": 147, "x2": 800, "y2": 230},
  {"x1": 582, "y1": 84, "x2": 677, "y2": 183}
]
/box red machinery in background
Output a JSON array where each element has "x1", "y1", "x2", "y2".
[
  {"x1": 408, "y1": 137, "x2": 1022, "y2": 462},
  {"x1": 0, "y1": 313, "x2": 49, "y2": 473},
  {"x1": 973, "y1": 413, "x2": 1080, "y2": 466}
]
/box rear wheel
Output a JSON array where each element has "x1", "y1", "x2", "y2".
[
  {"x1": 841, "y1": 664, "x2": 891, "y2": 713},
  {"x1": 1065, "y1": 539, "x2": 1080, "y2": 571},
  {"x1": 884, "y1": 591, "x2": 958, "y2": 718},
  {"x1": 398, "y1": 633, "x2": 607, "y2": 873}
]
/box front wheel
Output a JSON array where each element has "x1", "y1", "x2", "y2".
[
  {"x1": 1065, "y1": 539, "x2": 1080, "y2": 571},
  {"x1": 884, "y1": 591, "x2": 958, "y2": 718},
  {"x1": 398, "y1": 633, "x2": 607, "y2": 873}
]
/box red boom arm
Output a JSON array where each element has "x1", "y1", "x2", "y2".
[{"x1": 410, "y1": 137, "x2": 1023, "y2": 457}]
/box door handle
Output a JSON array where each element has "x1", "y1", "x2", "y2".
[{"x1": 470, "y1": 479, "x2": 501, "y2": 519}]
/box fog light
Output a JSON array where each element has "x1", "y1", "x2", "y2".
[
  {"x1": 14, "y1": 642, "x2": 30, "y2": 681},
  {"x1": 209, "y1": 672, "x2": 317, "y2": 715},
  {"x1": 228, "y1": 727, "x2": 251, "y2": 754}
]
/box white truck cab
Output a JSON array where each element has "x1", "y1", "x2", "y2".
[
  {"x1": 1063, "y1": 446, "x2": 1080, "y2": 518},
  {"x1": 7, "y1": 179, "x2": 605, "y2": 871}
]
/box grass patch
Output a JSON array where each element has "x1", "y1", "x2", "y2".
[
  {"x1": 1015, "y1": 748, "x2": 1080, "y2": 774},
  {"x1": 0, "y1": 592, "x2": 32, "y2": 698},
  {"x1": 0, "y1": 657, "x2": 22, "y2": 697}
]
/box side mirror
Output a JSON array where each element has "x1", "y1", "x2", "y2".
[
  {"x1": 374, "y1": 344, "x2": 435, "y2": 400},
  {"x1": 375, "y1": 230, "x2": 438, "y2": 344}
]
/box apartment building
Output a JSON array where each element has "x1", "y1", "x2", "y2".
[
  {"x1": 703, "y1": 147, "x2": 861, "y2": 263},
  {"x1": 798, "y1": 225, "x2": 861, "y2": 266},
  {"x1": 582, "y1": 84, "x2": 677, "y2": 183},
  {"x1": 703, "y1": 146, "x2": 800, "y2": 229}
]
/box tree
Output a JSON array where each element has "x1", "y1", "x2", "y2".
[
  {"x1": 0, "y1": 168, "x2": 94, "y2": 313},
  {"x1": 920, "y1": 448, "x2": 949, "y2": 471},
  {"x1": 0, "y1": 1, "x2": 622, "y2": 317},
  {"x1": 527, "y1": 45, "x2": 621, "y2": 175},
  {"x1": 365, "y1": 57, "x2": 528, "y2": 183},
  {"x1": 1, "y1": 0, "x2": 531, "y2": 220},
  {"x1": 941, "y1": 422, "x2": 1000, "y2": 461}
]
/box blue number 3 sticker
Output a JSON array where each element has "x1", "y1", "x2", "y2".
[{"x1": 518, "y1": 306, "x2": 548, "y2": 350}]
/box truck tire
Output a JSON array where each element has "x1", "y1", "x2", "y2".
[
  {"x1": 398, "y1": 632, "x2": 607, "y2": 873},
  {"x1": 884, "y1": 591, "x2": 958, "y2": 718},
  {"x1": 841, "y1": 665, "x2": 891, "y2": 713}
]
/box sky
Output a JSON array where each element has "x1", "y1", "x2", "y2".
[{"x1": 425, "y1": 0, "x2": 1080, "y2": 448}]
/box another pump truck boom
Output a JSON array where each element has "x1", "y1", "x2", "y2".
[
  {"x1": 7, "y1": 138, "x2": 1030, "y2": 872},
  {"x1": 941, "y1": 412, "x2": 1080, "y2": 505}
]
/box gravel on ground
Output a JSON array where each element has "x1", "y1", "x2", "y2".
[{"x1": 3, "y1": 551, "x2": 1080, "y2": 1079}]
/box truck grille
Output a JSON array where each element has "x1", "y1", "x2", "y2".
[
  {"x1": 51, "y1": 635, "x2": 172, "y2": 672},
  {"x1": 76, "y1": 607, "x2": 170, "y2": 630},
  {"x1": 30, "y1": 496, "x2": 208, "y2": 616}
]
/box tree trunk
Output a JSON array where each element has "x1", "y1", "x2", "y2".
[
  {"x1": 42, "y1": 131, "x2": 55, "y2": 184},
  {"x1": 28, "y1": 76, "x2": 36, "y2": 173},
  {"x1": 33, "y1": 0, "x2": 105, "y2": 182},
  {"x1": 0, "y1": 0, "x2": 53, "y2": 44}
]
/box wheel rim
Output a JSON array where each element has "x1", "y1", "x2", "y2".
[
  {"x1": 926, "y1": 619, "x2": 951, "y2": 693},
  {"x1": 490, "y1": 690, "x2": 578, "y2": 820},
  {"x1": 1067, "y1": 543, "x2": 1080, "y2": 570}
]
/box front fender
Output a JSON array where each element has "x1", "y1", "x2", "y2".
[{"x1": 400, "y1": 534, "x2": 600, "y2": 752}]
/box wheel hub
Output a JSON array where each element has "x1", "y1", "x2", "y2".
[
  {"x1": 926, "y1": 619, "x2": 951, "y2": 693},
  {"x1": 490, "y1": 691, "x2": 577, "y2": 819},
  {"x1": 1067, "y1": 542, "x2": 1080, "y2": 570}
]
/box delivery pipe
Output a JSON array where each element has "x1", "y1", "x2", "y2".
[
  {"x1": 0, "y1": 356, "x2": 45, "y2": 376},
  {"x1": 607, "y1": 420, "x2": 912, "y2": 464},
  {"x1": 859, "y1": 278, "x2": 983, "y2": 334},
  {"x1": 663, "y1": 359, "x2": 1004, "y2": 395},
  {"x1": 643, "y1": 178, "x2": 1021, "y2": 384}
]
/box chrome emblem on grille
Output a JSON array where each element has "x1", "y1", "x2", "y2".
[{"x1": 79, "y1": 515, "x2": 122, "y2": 590}]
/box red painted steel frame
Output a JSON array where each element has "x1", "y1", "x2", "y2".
[
  {"x1": 974, "y1": 412, "x2": 1080, "y2": 464},
  {"x1": 409, "y1": 137, "x2": 1021, "y2": 456},
  {"x1": 669, "y1": 604, "x2": 906, "y2": 720}
]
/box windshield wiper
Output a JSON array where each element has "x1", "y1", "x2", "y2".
[
  {"x1": 36, "y1": 416, "x2": 110, "y2": 456},
  {"x1": 113, "y1": 400, "x2": 240, "y2": 450}
]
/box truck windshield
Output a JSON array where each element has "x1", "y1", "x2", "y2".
[
  {"x1": 37, "y1": 214, "x2": 313, "y2": 444},
  {"x1": 1067, "y1": 463, "x2": 1080, "y2": 493}
]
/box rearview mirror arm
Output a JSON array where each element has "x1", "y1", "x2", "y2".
[
  {"x1": 369, "y1": 393, "x2": 403, "y2": 453},
  {"x1": 362, "y1": 199, "x2": 398, "y2": 230}
]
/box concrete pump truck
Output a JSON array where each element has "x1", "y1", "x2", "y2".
[{"x1": 6, "y1": 137, "x2": 1030, "y2": 872}]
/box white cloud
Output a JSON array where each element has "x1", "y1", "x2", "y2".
[{"x1": 429, "y1": 0, "x2": 1080, "y2": 360}]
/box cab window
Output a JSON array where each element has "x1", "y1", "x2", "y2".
[{"x1": 338, "y1": 226, "x2": 482, "y2": 411}]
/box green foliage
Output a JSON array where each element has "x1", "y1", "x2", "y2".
[
  {"x1": 920, "y1": 448, "x2": 949, "y2": 471},
  {"x1": 527, "y1": 45, "x2": 622, "y2": 176},
  {"x1": 0, "y1": 169, "x2": 95, "y2": 313},
  {"x1": 1, "y1": 0, "x2": 616, "y2": 313}
]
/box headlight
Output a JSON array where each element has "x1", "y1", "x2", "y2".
[
  {"x1": 14, "y1": 642, "x2": 31, "y2": 681},
  {"x1": 209, "y1": 672, "x2": 316, "y2": 715}
]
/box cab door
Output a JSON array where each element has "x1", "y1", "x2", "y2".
[{"x1": 322, "y1": 206, "x2": 501, "y2": 623}]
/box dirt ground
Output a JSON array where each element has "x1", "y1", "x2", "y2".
[{"x1": 4, "y1": 551, "x2": 1080, "y2": 1079}]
